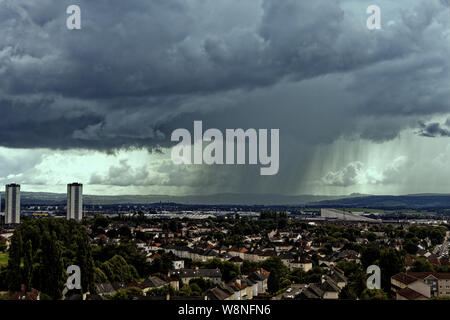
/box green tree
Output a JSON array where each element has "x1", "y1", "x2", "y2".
[
  {"x1": 403, "y1": 239, "x2": 418, "y2": 255},
  {"x1": 339, "y1": 285, "x2": 358, "y2": 300},
  {"x1": 74, "y1": 233, "x2": 96, "y2": 293},
  {"x1": 189, "y1": 283, "x2": 202, "y2": 295},
  {"x1": 366, "y1": 232, "x2": 377, "y2": 242},
  {"x1": 202, "y1": 258, "x2": 240, "y2": 282},
  {"x1": 360, "y1": 288, "x2": 389, "y2": 300},
  {"x1": 189, "y1": 278, "x2": 214, "y2": 292},
  {"x1": 361, "y1": 245, "x2": 380, "y2": 269},
  {"x1": 178, "y1": 284, "x2": 192, "y2": 296},
  {"x1": 93, "y1": 267, "x2": 108, "y2": 283},
  {"x1": 0, "y1": 239, "x2": 7, "y2": 252},
  {"x1": 241, "y1": 260, "x2": 258, "y2": 274},
  {"x1": 260, "y1": 257, "x2": 288, "y2": 277},
  {"x1": 379, "y1": 249, "x2": 404, "y2": 291},
  {"x1": 6, "y1": 231, "x2": 23, "y2": 291},
  {"x1": 112, "y1": 287, "x2": 143, "y2": 300},
  {"x1": 4, "y1": 219, "x2": 96, "y2": 297},
  {"x1": 101, "y1": 255, "x2": 138, "y2": 283},
  {"x1": 23, "y1": 240, "x2": 33, "y2": 291},
  {"x1": 411, "y1": 258, "x2": 434, "y2": 272},
  {"x1": 149, "y1": 252, "x2": 174, "y2": 275},
  {"x1": 38, "y1": 231, "x2": 64, "y2": 299},
  {"x1": 268, "y1": 269, "x2": 280, "y2": 293}
]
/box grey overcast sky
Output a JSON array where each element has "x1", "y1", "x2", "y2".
[{"x1": 0, "y1": 0, "x2": 450, "y2": 196}]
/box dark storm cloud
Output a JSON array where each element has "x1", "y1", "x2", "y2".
[
  {"x1": 0, "y1": 0, "x2": 449, "y2": 153},
  {"x1": 416, "y1": 120, "x2": 450, "y2": 137}
]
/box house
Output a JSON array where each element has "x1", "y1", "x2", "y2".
[
  {"x1": 407, "y1": 272, "x2": 450, "y2": 298},
  {"x1": 290, "y1": 255, "x2": 313, "y2": 272},
  {"x1": 391, "y1": 273, "x2": 431, "y2": 300},
  {"x1": 332, "y1": 250, "x2": 360, "y2": 263},
  {"x1": 299, "y1": 275, "x2": 342, "y2": 300},
  {"x1": 278, "y1": 252, "x2": 295, "y2": 268},
  {"x1": 427, "y1": 255, "x2": 441, "y2": 267},
  {"x1": 205, "y1": 286, "x2": 233, "y2": 300},
  {"x1": 229, "y1": 247, "x2": 248, "y2": 259},
  {"x1": 227, "y1": 280, "x2": 249, "y2": 300},
  {"x1": 8, "y1": 285, "x2": 40, "y2": 300},
  {"x1": 218, "y1": 252, "x2": 233, "y2": 261},
  {"x1": 146, "y1": 252, "x2": 161, "y2": 263},
  {"x1": 157, "y1": 274, "x2": 180, "y2": 291},
  {"x1": 141, "y1": 276, "x2": 168, "y2": 293},
  {"x1": 396, "y1": 287, "x2": 429, "y2": 300},
  {"x1": 228, "y1": 276, "x2": 258, "y2": 300},
  {"x1": 329, "y1": 267, "x2": 348, "y2": 289},
  {"x1": 169, "y1": 268, "x2": 222, "y2": 285},
  {"x1": 319, "y1": 255, "x2": 335, "y2": 268},
  {"x1": 228, "y1": 256, "x2": 244, "y2": 267},
  {"x1": 320, "y1": 275, "x2": 342, "y2": 299},
  {"x1": 274, "y1": 243, "x2": 293, "y2": 252},
  {"x1": 247, "y1": 268, "x2": 270, "y2": 295},
  {"x1": 300, "y1": 284, "x2": 324, "y2": 299}
]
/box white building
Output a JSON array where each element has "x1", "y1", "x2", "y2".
[
  {"x1": 67, "y1": 183, "x2": 83, "y2": 221},
  {"x1": 5, "y1": 184, "x2": 20, "y2": 224}
]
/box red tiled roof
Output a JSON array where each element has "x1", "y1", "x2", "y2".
[
  {"x1": 409, "y1": 272, "x2": 450, "y2": 280},
  {"x1": 427, "y1": 258, "x2": 441, "y2": 266},
  {"x1": 391, "y1": 272, "x2": 419, "y2": 285},
  {"x1": 397, "y1": 287, "x2": 428, "y2": 300},
  {"x1": 256, "y1": 268, "x2": 270, "y2": 277},
  {"x1": 393, "y1": 272, "x2": 450, "y2": 284}
]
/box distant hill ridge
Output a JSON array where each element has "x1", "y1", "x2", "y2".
[
  {"x1": 0, "y1": 191, "x2": 359, "y2": 206},
  {"x1": 0, "y1": 191, "x2": 450, "y2": 208}
]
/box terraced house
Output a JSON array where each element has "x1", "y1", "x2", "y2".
[{"x1": 391, "y1": 272, "x2": 450, "y2": 300}]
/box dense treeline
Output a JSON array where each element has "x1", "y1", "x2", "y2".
[{"x1": 0, "y1": 219, "x2": 96, "y2": 299}]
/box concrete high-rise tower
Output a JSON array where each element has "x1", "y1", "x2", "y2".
[
  {"x1": 5, "y1": 184, "x2": 20, "y2": 224},
  {"x1": 67, "y1": 183, "x2": 83, "y2": 221}
]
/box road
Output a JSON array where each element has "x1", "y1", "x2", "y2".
[
  {"x1": 272, "y1": 284, "x2": 306, "y2": 300},
  {"x1": 434, "y1": 231, "x2": 450, "y2": 257}
]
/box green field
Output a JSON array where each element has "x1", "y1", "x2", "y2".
[{"x1": 0, "y1": 253, "x2": 8, "y2": 267}]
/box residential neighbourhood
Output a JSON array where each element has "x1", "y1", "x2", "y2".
[{"x1": 1, "y1": 209, "x2": 450, "y2": 300}]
